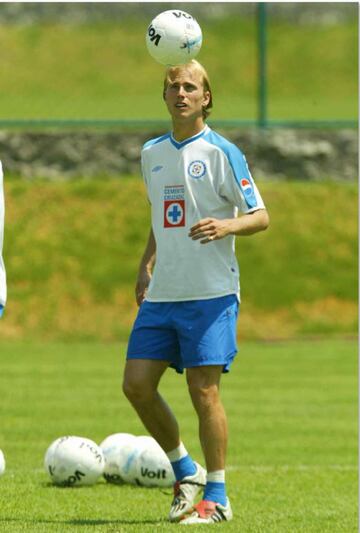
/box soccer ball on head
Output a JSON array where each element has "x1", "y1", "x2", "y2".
[
  {"x1": 44, "y1": 436, "x2": 105, "y2": 486},
  {"x1": 146, "y1": 10, "x2": 202, "y2": 66}
]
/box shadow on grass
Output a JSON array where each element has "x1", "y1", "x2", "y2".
[
  {"x1": 0, "y1": 517, "x2": 166, "y2": 526},
  {"x1": 41, "y1": 481, "x2": 173, "y2": 499}
]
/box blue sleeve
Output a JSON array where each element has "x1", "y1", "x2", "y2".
[{"x1": 204, "y1": 131, "x2": 262, "y2": 211}]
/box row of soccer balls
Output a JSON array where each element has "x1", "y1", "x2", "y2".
[
  {"x1": 44, "y1": 433, "x2": 175, "y2": 488},
  {"x1": 0, "y1": 434, "x2": 174, "y2": 488}
]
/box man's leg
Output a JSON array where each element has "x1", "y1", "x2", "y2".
[
  {"x1": 123, "y1": 358, "x2": 198, "y2": 476},
  {"x1": 122, "y1": 359, "x2": 179, "y2": 451},
  {"x1": 122, "y1": 358, "x2": 206, "y2": 521},
  {"x1": 186, "y1": 365, "x2": 229, "y2": 508},
  {"x1": 186, "y1": 365, "x2": 227, "y2": 473},
  {"x1": 179, "y1": 365, "x2": 233, "y2": 524}
]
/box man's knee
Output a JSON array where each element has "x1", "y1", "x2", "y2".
[
  {"x1": 186, "y1": 366, "x2": 223, "y2": 412},
  {"x1": 122, "y1": 374, "x2": 155, "y2": 404},
  {"x1": 188, "y1": 382, "x2": 219, "y2": 407},
  {"x1": 123, "y1": 360, "x2": 167, "y2": 404},
  {"x1": 187, "y1": 380, "x2": 219, "y2": 412}
]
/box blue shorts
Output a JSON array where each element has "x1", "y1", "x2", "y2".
[{"x1": 126, "y1": 294, "x2": 239, "y2": 374}]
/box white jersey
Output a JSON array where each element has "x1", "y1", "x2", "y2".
[
  {"x1": 141, "y1": 125, "x2": 265, "y2": 302},
  {"x1": 0, "y1": 161, "x2": 6, "y2": 314}
]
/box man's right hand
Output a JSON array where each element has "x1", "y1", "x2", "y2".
[{"x1": 135, "y1": 272, "x2": 151, "y2": 306}]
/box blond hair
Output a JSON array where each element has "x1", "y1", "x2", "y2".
[{"x1": 163, "y1": 60, "x2": 213, "y2": 119}]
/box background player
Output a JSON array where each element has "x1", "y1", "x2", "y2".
[
  {"x1": 123, "y1": 60, "x2": 269, "y2": 525},
  {"x1": 0, "y1": 162, "x2": 6, "y2": 318}
]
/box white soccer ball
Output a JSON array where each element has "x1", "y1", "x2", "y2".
[
  {"x1": 129, "y1": 436, "x2": 175, "y2": 488},
  {"x1": 99, "y1": 433, "x2": 137, "y2": 484},
  {"x1": 44, "y1": 436, "x2": 105, "y2": 486},
  {"x1": 44, "y1": 437, "x2": 62, "y2": 471},
  {"x1": 0, "y1": 449, "x2": 5, "y2": 476},
  {"x1": 146, "y1": 10, "x2": 202, "y2": 66},
  {"x1": 115, "y1": 435, "x2": 153, "y2": 485}
]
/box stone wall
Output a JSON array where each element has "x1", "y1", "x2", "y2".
[
  {"x1": 0, "y1": 3, "x2": 355, "y2": 25},
  {"x1": 0, "y1": 129, "x2": 357, "y2": 181}
]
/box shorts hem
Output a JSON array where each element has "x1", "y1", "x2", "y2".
[
  {"x1": 126, "y1": 353, "x2": 182, "y2": 374},
  {"x1": 127, "y1": 351, "x2": 238, "y2": 374},
  {"x1": 126, "y1": 353, "x2": 172, "y2": 363},
  {"x1": 183, "y1": 350, "x2": 237, "y2": 373}
]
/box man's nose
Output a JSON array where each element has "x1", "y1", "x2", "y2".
[{"x1": 177, "y1": 85, "x2": 186, "y2": 97}]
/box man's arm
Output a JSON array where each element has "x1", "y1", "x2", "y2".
[
  {"x1": 135, "y1": 228, "x2": 156, "y2": 305},
  {"x1": 188, "y1": 209, "x2": 269, "y2": 244}
]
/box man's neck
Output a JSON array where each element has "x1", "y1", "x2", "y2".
[{"x1": 172, "y1": 119, "x2": 206, "y2": 143}]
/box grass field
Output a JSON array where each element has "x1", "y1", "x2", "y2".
[
  {"x1": 0, "y1": 17, "x2": 357, "y2": 122},
  {"x1": 0, "y1": 338, "x2": 357, "y2": 532}
]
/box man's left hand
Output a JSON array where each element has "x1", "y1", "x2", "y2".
[{"x1": 189, "y1": 218, "x2": 230, "y2": 244}]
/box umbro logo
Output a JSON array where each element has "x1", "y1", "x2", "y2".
[{"x1": 151, "y1": 165, "x2": 163, "y2": 173}]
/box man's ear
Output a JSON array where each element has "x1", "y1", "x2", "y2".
[{"x1": 203, "y1": 90, "x2": 211, "y2": 107}]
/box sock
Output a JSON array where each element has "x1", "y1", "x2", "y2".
[
  {"x1": 203, "y1": 470, "x2": 227, "y2": 506},
  {"x1": 166, "y1": 443, "x2": 197, "y2": 481}
]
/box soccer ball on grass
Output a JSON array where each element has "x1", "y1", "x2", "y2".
[
  {"x1": 100, "y1": 434, "x2": 175, "y2": 487},
  {"x1": 131, "y1": 436, "x2": 175, "y2": 487},
  {"x1": 99, "y1": 432, "x2": 137, "y2": 484},
  {"x1": 44, "y1": 436, "x2": 104, "y2": 486},
  {"x1": 146, "y1": 10, "x2": 202, "y2": 66}
]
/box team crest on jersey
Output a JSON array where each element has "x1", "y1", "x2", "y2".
[
  {"x1": 163, "y1": 185, "x2": 185, "y2": 228},
  {"x1": 151, "y1": 165, "x2": 163, "y2": 173},
  {"x1": 188, "y1": 160, "x2": 206, "y2": 179}
]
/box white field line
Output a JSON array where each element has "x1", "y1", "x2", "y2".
[
  {"x1": 226, "y1": 464, "x2": 357, "y2": 472},
  {"x1": 22, "y1": 464, "x2": 358, "y2": 476}
]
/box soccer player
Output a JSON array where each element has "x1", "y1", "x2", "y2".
[
  {"x1": 123, "y1": 60, "x2": 269, "y2": 524},
  {"x1": 0, "y1": 162, "x2": 6, "y2": 319}
]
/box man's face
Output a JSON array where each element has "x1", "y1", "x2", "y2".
[{"x1": 164, "y1": 69, "x2": 210, "y2": 122}]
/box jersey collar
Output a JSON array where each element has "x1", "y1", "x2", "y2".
[{"x1": 170, "y1": 125, "x2": 210, "y2": 150}]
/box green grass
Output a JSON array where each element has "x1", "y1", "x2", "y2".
[
  {"x1": 2, "y1": 179, "x2": 357, "y2": 341},
  {"x1": 0, "y1": 338, "x2": 357, "y2": 531},
  {"x1": 0, "y1": 18, "x2": 357, "y2": 122}
]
